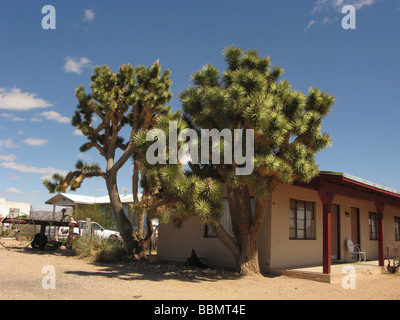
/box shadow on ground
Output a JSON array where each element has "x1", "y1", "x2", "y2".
[
  {"x1": 64, "y1": 259, "x2": 242, "y2": 283},
  {"x1": 1, "y1": 239, "x2": 280, "y2": 283}
]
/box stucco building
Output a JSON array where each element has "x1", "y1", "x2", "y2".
[
  {"x1": 0, "y1": 197, "x2": 31, "y2": 218},
  {"x1": 157, "y1": 171, "x2": 400, "y2": 274}
]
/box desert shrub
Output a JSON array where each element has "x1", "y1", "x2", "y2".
[
  {"x1": 387, "y1": 246, "x2": 400, "y2": 274},
  {"x1": 74, "y1": 235, "x2": 128, "y2": 262},
  {"x1": 73, "y1": 205, "x2": 117, "y2": 231}
]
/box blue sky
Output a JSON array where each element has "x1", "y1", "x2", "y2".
[{"x1": 0, "y1": 0, "x2": 399, "y2": 211}]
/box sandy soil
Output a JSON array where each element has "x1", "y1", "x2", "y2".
[{"x1": 1, "y1": 239, "x2": 400, "y2": 301}]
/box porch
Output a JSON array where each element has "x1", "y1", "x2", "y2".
[
  {"x1": 299, "y1": 171, "x2": 400, "y2": 274},
  {"x1": 270, "y1": 260, "x2": 385, "y2": 283}
]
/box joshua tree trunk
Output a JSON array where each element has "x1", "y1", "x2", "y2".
[
  {"x1": 213, "y1": 184, "x2": 268, "y2": 275},
  {"x1": 106, "y1": 171, "x2": 136, "y2": 252}
]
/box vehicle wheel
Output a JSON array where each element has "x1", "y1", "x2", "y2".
[
  {"x1": 31, "y1": 233, "x2": 41, "y2": 248},
  {"x1": 39, "y1": 235, "x2": 48, "y2": 250},
  {"x1": 108, "y1": 234, "x2": 118, "y2": 242}
]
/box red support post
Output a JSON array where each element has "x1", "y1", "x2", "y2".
[
  {"x1": 375, "y1": 202, "x2": 385, "y2": 267},
  {"x1": 319, "y1": 186, "x2": 335, "y2": 274},
  {"x1": 322, "y1": 203, "x2": 331, "y2": 274}
]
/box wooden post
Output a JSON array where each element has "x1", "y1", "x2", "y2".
[
  {"x1": 66, "y1": 223, "x2": 75, "y2": 249},
  {"x1": 85, "y1": 218, "x2": 92, "y2": 237},
  {"x1": 375, "y1": 202, "x2": 385, "y2": 267},
  {"x1": 39, "y1": 224, "x2": 47, "y2": 250},
  {"x1": 318, "y1": 186, "x2": 335, "y2": 274}
]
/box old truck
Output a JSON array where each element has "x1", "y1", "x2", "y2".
[{"x1": 59, "y1": 220, "x2": 121, "y2": 241}]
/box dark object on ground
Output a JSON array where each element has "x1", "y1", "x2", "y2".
[{"x1": 185, "y1": 249, "x2": 209, "y2": 268}]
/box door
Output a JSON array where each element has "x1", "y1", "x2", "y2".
[
  {"x1": 351, "y1": 207, "x2": 360, "y2": 245},
  {"x1": 331, "y1": 204, "x2": 340, "y2": 260}
]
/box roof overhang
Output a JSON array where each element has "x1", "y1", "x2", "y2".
[
  {"x1": 45, "y1": 193, "x2": 140, "y2": 206},
  {"x1": 297, "y1": 171, "x2": 400, "y2": 208}
]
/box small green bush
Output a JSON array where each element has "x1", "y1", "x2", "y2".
[
  {"x1": 74, "y1": 236, "x2": 128, "y2": 262},
  {"x1": 73, "y1": 205, "x2": 117, "y2": 231}
]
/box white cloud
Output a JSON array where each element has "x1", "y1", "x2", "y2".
[
  {"x1": 0, "y1": 88, "x2": 53, "y2": 111},
  {"x1": 23, "y1": 138, "x2": 48, "y2": 146},
  {"x1": 72, "y1": 129, "x2": 84, "y2": 136},
  {"x1": 308, "y1": 0, "x2": 379, "y2": 30},
  {"x1": 6, "y1": 187, "x2": 23, "y2": 194},
  {"x1": 30, "y1": 117, "x2": 43, "y2": 122},
  {"x1": 8, "y1": 175, "x2": 20, "y2": 180},
  {"x1": 0, "y1": 138, "x2": 19, "y2": 151},
  {"x1": 63, "y1": 57, "x2": 92, "y2": 75},
  {"x1": 0, "y1": 113, "x2": 25, "y2": 121},
  {"x1": 321, "y1": 16, "x2": 339, "y2": 24},
  {"x1": 304, "y1": 20, "x2": 316, "y2": 32},
  {"x1": 0, "y1": 154, "x2": 17, "y2": 161},
  {"x1": 351, "y1": 0, "x2": 378, "y2": 9},
  {"x1": 84, "y1": 9, "x2": 95, "y2": 22},
  {"x1": 0, "y1": 161, "x2": 68, "y2": 180},
  {"x1": 76, "y1": 152, "x2": 93, "y2": 161},
  {"x1": 312, "y1": 0, "x2": 379, "y2": 13},
  {"x1": 312, "y1": 0, "x2": 330, "y2": 13},
  {"x1": 40, "y1": 111, "x2": 70, "y2": 124}
]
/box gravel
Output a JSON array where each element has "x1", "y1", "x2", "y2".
[{"x1": 1, "y1": 239, "x2": 400, "y2": 300}]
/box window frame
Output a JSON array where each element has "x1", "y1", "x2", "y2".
[
  {"x1": 369, "y1": 212, "x2": 378, "y2": 241},
  {"x1": 204, "y1": 197, "x2": 254, "y2": 239},
  {"x1": 204, "y1": 223, "x2": 217, "y2": 238},
  {"x1": 289, "y1": 198, "x2": 316, "y2": 240},
  {"x1": 395, "y1": 216, "x2": 400, "y2": 242}
]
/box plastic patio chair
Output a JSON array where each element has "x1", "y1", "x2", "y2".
[{"x1": 346, "y1": 239, "x2": 366, "y2": 262}]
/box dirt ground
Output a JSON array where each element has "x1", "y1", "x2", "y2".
[{"x1": 1, "y1": 239, "x2": 400, "y2": 301}]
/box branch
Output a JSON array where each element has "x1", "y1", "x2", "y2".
[
  {"x1": 212, "y1": 223, "x2": 240, "y2": 260},
  {"x1": 80, "y1": 141, "x2": 105, "y2": 157},
  {"x1": 43, "y1": 165, "x2": 105, "y2": 193}
]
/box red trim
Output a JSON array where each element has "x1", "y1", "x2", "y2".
[
  {"x1": 375, "y1": 202, "x2": 385, "y2": 267},
  {"x1": 297, "y1": 173, "x2": 399, "y2": 272},
  {"x1": 342, "y1": 177, "x2": 400, "y2": 199},
  {"x1": 322, "y1": 203, "x2": 332, "y2": 274},
  {"x1": 319, "y1": 187, "x2": 335, "y2": 274}
]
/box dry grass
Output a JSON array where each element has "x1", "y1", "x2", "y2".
[{"x1": 74, "y1": 236, "x2": 129, "y2": 262}]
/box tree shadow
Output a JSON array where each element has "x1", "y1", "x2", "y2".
[
  {"x1": 64, "y1": 258, "x2": 242, "y2": 283},
  {"x1": 2, "y1": 239, "x2": 280, "y2": 282},
  {"x1": 1, "y1": 240, "x2": 77, "y2": 257}
]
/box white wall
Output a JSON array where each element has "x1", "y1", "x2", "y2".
[{"x1": 0, "y1": 197, "x2": 31, "y2": 217}]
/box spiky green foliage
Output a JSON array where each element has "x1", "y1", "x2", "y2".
[
  {"x1": 43, "y1": 61, "x2": 173, "y2": 248},
  {"x1": 43, "y1": 61, "x2": 173, "y2": 193},
  {"x1": 132, "y1": 110, "x2": 225, "y2": 226},
  {"x1": 43, "y1": 161, "x2": 104, "y2": 193},
  {"x1": 180, "y1": 46, "x2": 335, "y2": 189},
  {"x1": 71, "y1": 61, "x2": 172, "y2": 161},
  {"x1": 177, "y1": 46, "x2": 335, "y2": 274}
]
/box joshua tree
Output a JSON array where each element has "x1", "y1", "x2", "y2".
[
  {"x1": 44, "y1": 61, "x2": 173, "y2": 252},
  {"x1": 175, "y1": 46, "x2": 335, "y2": 274}
]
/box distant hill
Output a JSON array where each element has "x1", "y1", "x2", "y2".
[{"x1": 31, "y1": 209, "x2": 73, "y2": 221}]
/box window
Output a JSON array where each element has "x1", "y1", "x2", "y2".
[
  {"x1": 290, "y1": 199, "x2": 315, "y2": 240},
  {"x1": 9, "y1": 208, "x2": 20, "y2": 218},
  {"x1": 369, "y1": 212, "x2": 378, "y2": 240},
  {"x1": 395, "y1": 217, "x2": 400, "y2": 241},
  {"x1": 204, "y1": 198, "x2": 254, "y2": 238},
  {"x1": 204, "y1": 198, "x2": 233, "y2": 238},
  {"x1": 204, "y1": 223, "x2": 216, "y2": 238}
]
